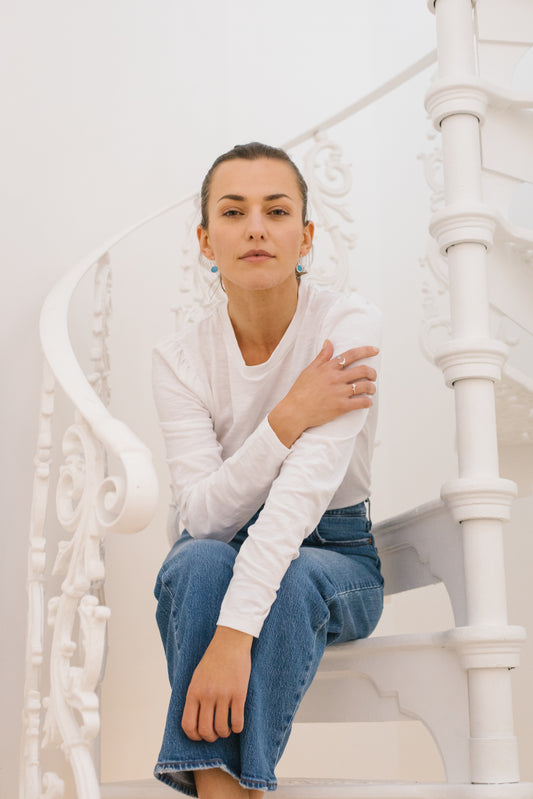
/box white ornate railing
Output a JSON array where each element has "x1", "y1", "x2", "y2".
[
  {"x1": 21, "y1": 2, "x2": 533, "y2": 794},
  {"x1": 21, "y1": 52, "x2": 441, "y2": 798}
]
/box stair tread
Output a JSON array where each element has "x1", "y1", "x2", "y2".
[{"x1": 101, "y1": 778, "x2": 533, "y2": 798}]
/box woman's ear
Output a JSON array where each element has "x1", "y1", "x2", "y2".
[
  {"x1": 300, "y1": 220, "x2": 315, "y2": 257},
  {"x1": 197, "y1": 225, "x2": 214, "y2": 261}
]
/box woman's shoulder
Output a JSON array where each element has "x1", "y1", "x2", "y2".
[
  {"x1": 153, "y1": 300, "x2": 226, "y2": 374},
  {"x1": 303, "y1": 280, "x2": 381, "y2": 327}
]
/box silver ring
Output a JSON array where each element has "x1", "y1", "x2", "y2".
[
  {"x1": 352, "y1": 383, "x2": 357, "y2": 396},
  {"x1": 336, "y1": 356, "x2": 346, "y2": 367}
]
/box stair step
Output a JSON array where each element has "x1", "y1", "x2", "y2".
[
  {"x1": 101, "y1": 780, "x2": 176, "y2": 798},
  {"x1": 101, "y1": 778, "x2": 533, "y2": 798}
]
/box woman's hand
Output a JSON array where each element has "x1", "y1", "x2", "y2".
[
  {"x1": 268, "y1": 339, "x2": 379, "y2": 448},
  {"x1": 181, "y1": 626, "x2": 253, "y2": 742}
]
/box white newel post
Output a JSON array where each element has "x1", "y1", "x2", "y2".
[{"x1": 426, "y1": 0, "x2": 523, "y2": 785}]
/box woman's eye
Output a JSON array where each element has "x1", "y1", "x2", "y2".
[
  {"x1": 222, "y1": 209, "x2": 242, "y2": 217},
  {"x1": 269, "y1": 208, "x2": 289, "y2": 216}
]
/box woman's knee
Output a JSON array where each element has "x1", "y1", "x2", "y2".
[
  {"x1": 156, "y1": 538, "x2": 237, "y2": 609},
  {"x1": 155, "y1": 539, "x2": 238, "y2": 662},
  {"x1": 163, "y1": 537, "x2": 235, "y2": 580}
]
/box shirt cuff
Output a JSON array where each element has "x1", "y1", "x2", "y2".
[
  {"x1": 216, "y1": 609, "x2": 263, "y2": 639},
  {"x1": 261, "y1": 415, "x2": 291, "y2": 458}
]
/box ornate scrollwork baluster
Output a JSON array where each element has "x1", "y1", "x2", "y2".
[
  {"x1": 39, "y1": 421, "x2": 109, "y2": 799},
  {"x1": 301, "y1": 132, "x2": 357, "y2": 292},
  {"x1": 89, "y1": 254, "x2": 112, "y2": 407},
  {"x1": 418, "y1": 111, "x2": 444, "y2": 215},
  {"x1": 419, "y1": 120, "x2": 454, "y2": 363},
  {"x1": 21, "y1": 361, "x2": 66, "y2": 799},
  {"x1": 171, "y1": 195, "x2": 221, "y2": 331}
]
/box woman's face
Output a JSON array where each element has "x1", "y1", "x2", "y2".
[{"x1": 197, "y1": 157, "x2": 314, "y2": 294}]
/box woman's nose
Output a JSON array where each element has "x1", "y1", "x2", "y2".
[{"x1": 245, "y1": 211, "x2": 266, "y2": 239}]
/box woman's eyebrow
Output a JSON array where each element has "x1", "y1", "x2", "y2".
[
  {"x1": 216, "y1": 193, "x2": 293, "y2": 204},
  {"x1": 217, "y1": 194, "x2": 245, "y2": 203},
  {"x1": 264, "y1": 193, "x2": 292, "y2": 201}
]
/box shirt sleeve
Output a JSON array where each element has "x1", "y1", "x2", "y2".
[
  {"x1": 152, "y1": 343, "x2": 291, "y2": 541},
  {"x1": 217, "y1": 297, "x2": 381, "y2": 637}
]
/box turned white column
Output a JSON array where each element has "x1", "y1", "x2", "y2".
[{"x1": 426, "y1": 0, "x2": 521, "y2": 784}]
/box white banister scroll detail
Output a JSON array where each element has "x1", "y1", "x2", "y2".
[
  {"x1": 419, "y1": 125, "x2": 453, "y2": 363},
  {"x1": 39, "y1": 235, "x2": 164, "y2": 535},
  {"x1": 89, "y1": 255, "x2": 112, "y2": 407},
  {"x1": 171, "y1": 195, "x2": 225, "y2": 330},
  {"x1": 494, "y1": 362, "x2": 533, "y2": 446},
  {"x1": 22, "y1": 197, "x2": 199, "y2": 797},
  {"x1": 40, "y1": 420, "x2": 109, "y2": 799},
  {"x1": 302, "y1": 133, "x2": 356, "y2": 293},
  {"x1": 39, "y1": 774, "x2": 65, "y2": 799},
  {"x1": 22, "y1": 361, "x2": 65, "y2": 799}
]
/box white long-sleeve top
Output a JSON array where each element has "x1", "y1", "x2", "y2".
[{"x1": 152, "y1": 279, "x2": 381, "y2": 637}]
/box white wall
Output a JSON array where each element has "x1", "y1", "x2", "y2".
[{"x1": 2, "y1": 2, "x2": 531, "y2": 796}]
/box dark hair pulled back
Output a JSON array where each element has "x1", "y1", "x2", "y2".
[{"x1": 200, "y1": 142, "x2": 309, "y2": 228}]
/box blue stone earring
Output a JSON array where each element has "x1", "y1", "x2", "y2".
[
  {"x1": 296, "y1": 263, "x2": 303, "y2": 274},
  {"x1": 210, "y1": 263, "x2": 218, "y2": 273}
]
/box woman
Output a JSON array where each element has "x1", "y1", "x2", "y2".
[{"x1": 152, "y1": 142, "x2": 383, "y2": 798}]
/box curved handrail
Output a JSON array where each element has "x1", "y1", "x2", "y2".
[
  {"x1": 40, "y1": 195, "x2": 195, "y2": 533},
  {"x1": 40, "y1": 193, "x2": 196, "y2": 422},
  {"x1": 39, "y1": 52, "x2": 439, "y2": 535},
  {"x1": 283, "y1": 49, "x2": 437, "y2": 149}
]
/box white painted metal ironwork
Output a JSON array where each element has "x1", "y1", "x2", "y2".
[
  {"x1": 21, "y1": 361, "x2": 63, "y2": 799},
  {"x1": 303, "y1": 133, "x2": 357, "y2": 293}
]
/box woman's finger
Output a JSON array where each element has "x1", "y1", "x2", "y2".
[
  {"x1": 342, "y1": 364, "x2": 378, "y2": 383},
  {"x1": 334, "y1": 345, "x2": 379, "y2": 367},
  {"x1": 229, "y1": 695, "x2": 246, "y2": 734},
  {"x1": 351, "y1": 395, "x2": 373, "y2": 408},
  {"x1": 197, "y1": 699, "x2": 218, "y2": 743},
  {"x1": 181, "y1": 694, "x2": 202, "y2": 741},
  {"x1": 214, "y1": 699, "x2": 232, "y2": 739},
  {"x1": 349, "y1": 380, "x2": 376, "y2": 397},
  {"x1": 311, "y1": 338, "x2": 334, "y2": 365}
]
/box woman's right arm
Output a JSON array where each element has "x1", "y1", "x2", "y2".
[{"x1": 153, "y1": 345, "x2": 289, "y2": 540}]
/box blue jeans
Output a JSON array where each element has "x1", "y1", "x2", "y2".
[{"x1": 154, "y1": 501, "x2": 384, "y2": 795}]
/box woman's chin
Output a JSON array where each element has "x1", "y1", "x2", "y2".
[{"x1": 225, "y1": 270, "x2": 298, "y2": 295}]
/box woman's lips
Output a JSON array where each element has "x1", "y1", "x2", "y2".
[{"x1": 239, "y1": 250, "x2": 274, "y2": 262}]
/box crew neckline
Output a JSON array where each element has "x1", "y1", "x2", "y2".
[{"x1": 220, "y1": 279, "x2": 310, "y2": 378}]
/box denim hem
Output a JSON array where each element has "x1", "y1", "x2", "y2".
[{"x1": 154, "y1": 760, "x2": 278, "y2": 795}]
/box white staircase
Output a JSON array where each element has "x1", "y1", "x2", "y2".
[{"x1": 21, "y1": 1, "x2": 533, "y2": 798}]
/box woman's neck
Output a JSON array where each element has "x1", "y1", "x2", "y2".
[{"x1": 226, "y1": 277, "x2": 300, "y2": 366}]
